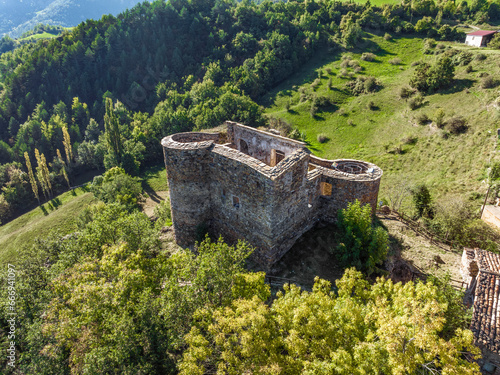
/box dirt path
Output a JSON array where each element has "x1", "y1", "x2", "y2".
[
  {"x1": 142, "y1": 191, "x2": 169, "y2": 218},
  {"x1": 378, "y1": 213, "x2": 465, "y2": 287}
]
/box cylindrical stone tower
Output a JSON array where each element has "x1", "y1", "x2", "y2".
[{"x1": 161, "y1": 132, "x2": 219, "y2": 246}]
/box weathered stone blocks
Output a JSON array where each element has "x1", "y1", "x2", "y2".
[{"x1": 162, "y1": 121, "x2": 383, "y2": 269}]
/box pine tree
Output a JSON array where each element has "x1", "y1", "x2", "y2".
[
  {"x1": 62, "y1": 125, "x2": 73, "y2": 164},
  {"x1": 24, "y1": 151, "x2": 40, "y2": 205},
  {"x1": 57, "y1": 149, "x2": 71, "y2": 189}
]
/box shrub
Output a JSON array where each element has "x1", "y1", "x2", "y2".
[
  {"x1": 367, "y1": 101, "x2": 376, "y2": 110},
  {"x1": 424, "y1": 38, "x2": 437, "y2": 49},
  {"x1": 481, "y1": 76, "x2": 498, "y2": 89},
  {"x1": 361, "y1": 52, "x2": 376, "y2": 61},
  {"x1": 475, "y1": 53, "x2": 487, "y2": 61},
  {"x1": 154, "y1": 199, "x2": 172, "y2": 227},
  {"x1": 447, "y1": 116, "x2": 468, "y2": 134},
  {"x1": 389, "y1": 57, "x2": 402, "y2": 65},
  {"x1": 489, "y1": 34, "x2": 500, "y2": 49},
  {"x1": 403, "y1": 136, "x2": 418, "y2": 145},
  {"x1": 310, "y1": 102, "x2": 318, "y2": 117},
  {"x1": 416, "y1": 113, "x2": 430, "y2": 125},
  {"x1": 435, "y1": 108, "x2": 446, "y2": 128},
  {"x1": 452, "y1": 51, "x2": 473, "y2": 66},
  {"x1": 311, "y1": 78, "x2": 321, "y2": 90},
  {"x1": 409, "y1": 56, "x2": 455, "y2": 93},
  {"x1": 288, "y1": 128, "x2": 306, "y2": 141},
  {"x1": 408, "y1": 95, "x2": 424, "y2": 110},
  {"x1": 317, "y1": 134, "x2": 329, "y2": 143},
  {"x1": 399, "y1": 86, "x2": 415, "y2": 99},
  {"x1": 411, "y1": 60, "x2": 421, "y2": 67},
  {"x1": 384, "y1": 33, "x2": 392, "y2": 40},
  {"x1": 335, "y1": 200, "x2": 389, "y2": 275},
  {"x1": 465, "y1": 64, "x2": 473, "y2": 73},
  {"x1": 345, "y1": 76, "x2": 380, "y2": 95},
  {"x1": 325, "y1": 67, "x2": 332, "y2": 74}
]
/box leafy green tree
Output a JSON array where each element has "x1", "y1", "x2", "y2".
[
  {"x1": 410, "y1": 56, "x2": 455, "y2": 94},
  {"x1": 104, "y1": 97, "x2": 123, "y2": 168},
  {"x1": 336, "y1": 200, "x2": 389, "y2": 275},
  {"x1": 181, "y1": 268, "x2": 480, "y2": 375},
  {"x1": 40, "y1": 235, "x2": 260, "y2": 374},
  {"x1": 411, "y1": 183, "x2": 434, "y2": 219},
  {"x1": 90, "y1": 167, "x2": 143, "y2": 211}
]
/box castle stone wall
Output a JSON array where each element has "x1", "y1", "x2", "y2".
[
  {"x1": 162, "y1": 123, "x2": 383, "y2": 269},
  {"x1": 227, "y1": 121, "x2": 305, "y2": 165}
]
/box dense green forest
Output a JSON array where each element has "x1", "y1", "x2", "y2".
[
  {"x1": 1, "y1": 0, "x2": 500, "y2": 372},
  {"x1": 1, "y1": 0, "x2": 499, "y2": 223}
]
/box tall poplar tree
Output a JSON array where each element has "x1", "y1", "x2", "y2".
[
  {"x1": 24, "y1": 151, "x2": 40, "y2": 205},
  {"x1": 35, "y1": 148, "x2": 52, "y2": 200},
  {"x1": 62, "y1": 125, "x2": 73, "y2": 164},
  {"x1": 57, "y1": 149, "x2": 71, "y2": 189},
  {"x1": 104, "y1": 98, "x2": 123, "y2": 167}
]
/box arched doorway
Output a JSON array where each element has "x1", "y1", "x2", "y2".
[{"x1": 239, "y1": 139, "x2": 249, "y2": 155}]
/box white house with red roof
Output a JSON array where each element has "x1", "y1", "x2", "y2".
[{"x1": 465, "y1": 30, "x2": 498, "y2": 47}]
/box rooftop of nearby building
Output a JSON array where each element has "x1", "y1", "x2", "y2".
[
  {"x1": 467, "y1": 30, "x2": 498, "y2": 36},
  {"x1": 463, "y1": 248, "x2": 500, "y2": 354}
]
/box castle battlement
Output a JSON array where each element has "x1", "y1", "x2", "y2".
[{"x1": 162, "y1": 121, "x2": 382, "y2": 267}]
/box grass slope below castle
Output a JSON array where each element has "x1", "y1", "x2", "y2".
[
  {"x1": 264, "y1": 33, "x2": 500, "y2": 205},
  {"x1": 0, "y1": 164, "x2": 168, "y2": 266}
]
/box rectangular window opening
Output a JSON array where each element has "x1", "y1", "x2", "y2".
[{"x1": 320, "y1": 182, "x2": 333, "y2": 196}]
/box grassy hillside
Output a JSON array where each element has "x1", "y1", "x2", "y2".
[
  {"x1": 264, "y1": 33, "x2": 500, "y2": 205},
  {"x1": 0, "y1": 187, "x2": 95, "y2": 265},
  {"x1": 0, "y1": 163, "x2": 169, "y2": 266}
]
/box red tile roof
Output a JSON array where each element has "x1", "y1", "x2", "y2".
[
  {"x1": 465, "y1": 248, "x2": 500, "y2": 354},
  {"x1": 467, "y1": 30, "x2": 498, "y2": 36}
]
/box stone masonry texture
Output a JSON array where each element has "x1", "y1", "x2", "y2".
[{"x1": 162, "y1": 121, "x2": 383, "y2": 268}]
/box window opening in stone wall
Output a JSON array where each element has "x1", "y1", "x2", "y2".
[
  {"x1": 276, "y1": 150, "x2": 285, "y2": 164},
  {"x1": 239, "y1": 139, "x2": 249, "y2": 155},
  {"x1": 320, "y1": 182, "x2": 333, "y2": 196},
  {"x1": 233, "y1": 196, "x2": 240, "y2": 208},
  {"x1": 270, "y1": 149, "x2": 285, "y2": 167}
]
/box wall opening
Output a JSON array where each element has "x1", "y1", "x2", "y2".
[
  {"x1": 233, "y1": 196, "x2": 240, "y2": 208},
  {"x1": 239, "y1": 139, "x2": 249, "y2": 155},
  {"x1": 270, "y1": 149, "x2": 285, "y2": 167},
  {"x1": 320, "y1": 182, "x2": 332, "y2": 196}
]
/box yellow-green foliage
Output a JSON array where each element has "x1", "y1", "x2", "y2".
[{"x1": 181, "y1": 268, "x2": 480, "y2": 374}]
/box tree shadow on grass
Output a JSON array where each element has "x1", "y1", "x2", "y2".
[
  {"x1": 40, "y1": 205, "x2": 49, "y2": 216},
  {"x1": 142, "y1": 182, "x2": 163, "y2": 203},
  {"x1": 440, "y1": 79, "x2": 475, "y2": 95}
]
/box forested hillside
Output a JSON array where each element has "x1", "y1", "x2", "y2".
[
  {"x1": 2, "y1": 0, "x2": 498, "y2": 223},
  {"x1": 1, "y1": 0, "x2": 500, "y2": 373},
  {"x1": 0, "y1": 0, "x2": 146, "y2": 38}
]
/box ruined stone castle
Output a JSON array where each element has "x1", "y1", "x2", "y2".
[{"x1": 162, "y1": 121, "x2": 382, "y2": 267}]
